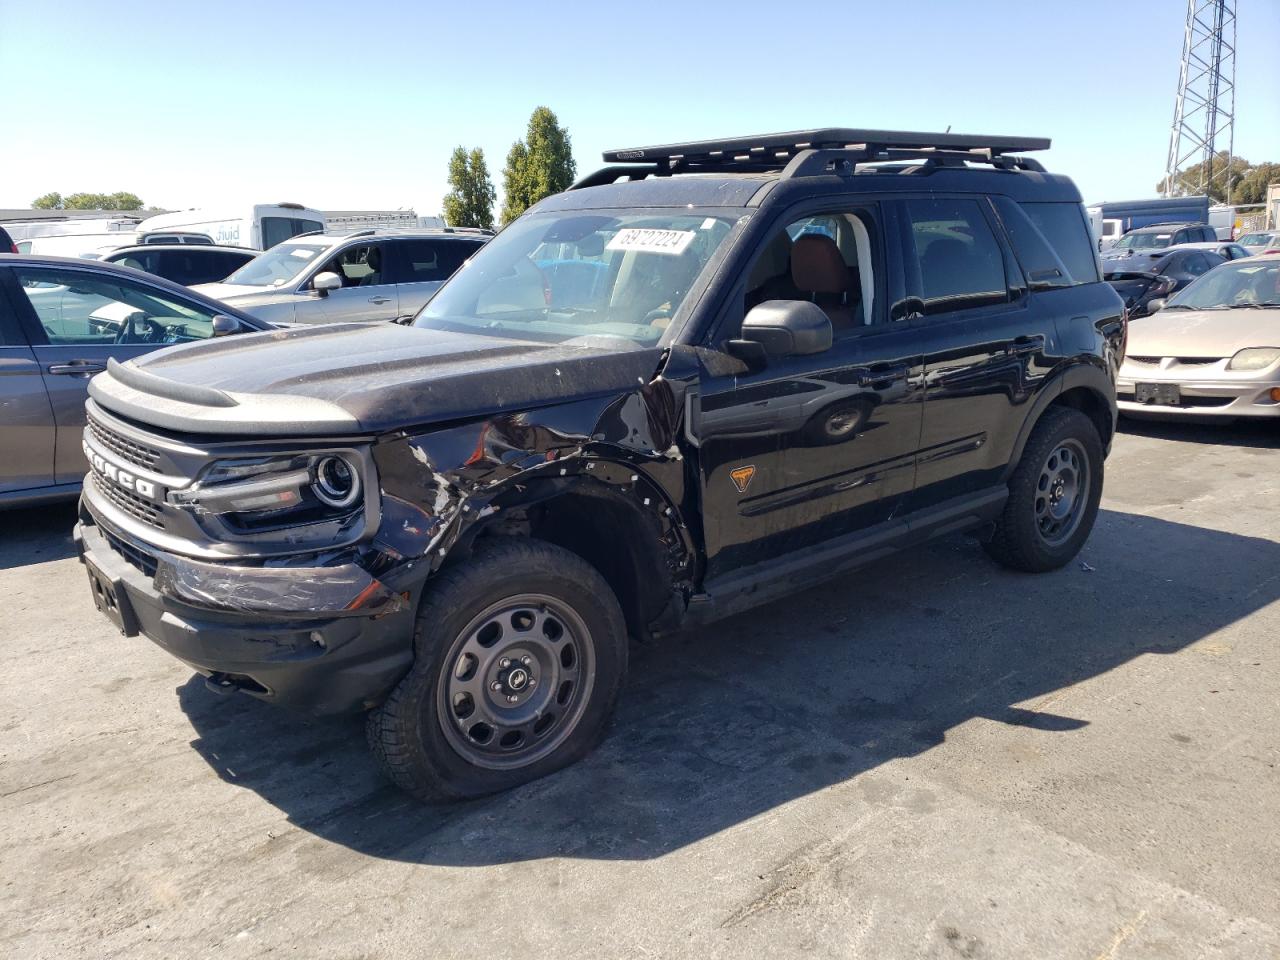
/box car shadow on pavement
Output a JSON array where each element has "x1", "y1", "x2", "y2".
[
  {"x1": 177, "y1": 507, "x2": 1280, "y2": 864},
  {"x1": 0, "y1": 502, "x2": 78, "y2": 569},
  {"x1": 1117, "y1": 416, "x2": 1279, "y2": 449}
]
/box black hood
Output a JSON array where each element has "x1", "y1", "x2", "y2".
[{"x1": 90, "y1": 322, "x2": 665, "y2": 436}]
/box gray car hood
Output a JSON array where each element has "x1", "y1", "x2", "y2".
[
  {"x1": 190, "y1": 282, "x2": 302, "y2": 308},
  {"x1": 88, "y1": 322, "x2": 664, "y2": 437}
]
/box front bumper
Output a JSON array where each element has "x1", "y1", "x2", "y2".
[
  {"x1": 1116, "y1": 373, "x2": 1280, "y2": 418},
  {"x1": 75, "y1": 508, "x2": 419, "y2": 715}
]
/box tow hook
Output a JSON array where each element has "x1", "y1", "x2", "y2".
[{"x1": 204, "y1": 672, "x2": 269, "y2": 697}]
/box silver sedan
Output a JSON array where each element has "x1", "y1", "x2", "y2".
[{"x1": 1117, "y1": 256, "x2": 1280, "y2": 419}]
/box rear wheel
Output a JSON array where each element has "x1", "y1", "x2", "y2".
[
  {"x1": 984, "y1": 407, "x2": 1103, "y2": 573},
  {"x1": 367, "y1": 538, "x2": 628, "y2": 802}
]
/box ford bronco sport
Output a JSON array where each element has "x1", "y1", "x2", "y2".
[{"x1": 76, "y1": 129, "x2": 1123, "y2": 801}]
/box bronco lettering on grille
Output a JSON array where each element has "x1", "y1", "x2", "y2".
[{"x1": 84, "y1": 438, "x2": 160, "y2": 500}]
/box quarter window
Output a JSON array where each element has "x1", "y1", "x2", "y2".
[
  {"x1": 12, "y1": 267, "x2": 222, "y2": 345},
  {"x1": 1018, "y1": 202, "x2": 1101, "y2": 284},
  {"x1": 905, "y1": 198, "x2": 1008, "y2": 314}
]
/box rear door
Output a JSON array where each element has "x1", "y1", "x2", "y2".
[
  {"x1": 0, "y1": 267, "x2": 56, "y2": 494},
  {"x1": 6, "y1": 263, "x2": 234, "y2": 483},
  {"x1": 900, "y1": 196, "x2": 1057, "y2": 509},
  {"x1": 388, "y1": 238, "x2": 482, "y2": 317}
]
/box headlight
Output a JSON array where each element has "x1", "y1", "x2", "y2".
[
  {"x1": 312, "y1": 455, "x2": 361, "y2": 509},
  {"x1": 172, "y1": 451, "x2": 371, "y2": 536},
  {"x1": 1227, "y1": 348, "x2": 1280, "y2": 371}
]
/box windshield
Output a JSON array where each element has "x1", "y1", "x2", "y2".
[
  {"x1": 1111, "y1": 231, "x2": 1172, "y2": 251},
  {"x1": 223, "y1": 243, "x2": 328, "y2": 287},
  {"x1": 1168, "y1": 259, "x2": 1280, "y2": 310},
  {"x1": 414, "y1": 210, "x2": 738, "y2": 346},
  {"x1": 1237, "y1": 233, "x2": 1273, "y2": 246}
]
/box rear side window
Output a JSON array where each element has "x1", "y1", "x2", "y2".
[
  {"x1": 1018, "y1": 202, "x2": 1100, "y2": 284},
  {"x1": 394, "y1": 239, "x2": 479, "y2": 283},
  {"x1": 905, "y1": 198, "x2": 1008, "y2": 314}
]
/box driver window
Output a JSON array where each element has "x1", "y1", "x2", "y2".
[
  {"x1": 744, "y1": 210, "x2": 878, "y2": 336},
  {"x1": 12, "y1": 266, "x2": 219, "y2": 345},
  {"x1": 317, "y1": 243, "x2": 385, "y2": 289}
]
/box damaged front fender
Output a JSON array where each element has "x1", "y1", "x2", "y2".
[{"x1": 369, "y1": 370, "x2": 696, "y2": 592}]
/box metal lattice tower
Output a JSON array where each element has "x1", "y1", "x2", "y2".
[{"x1": 1164, "y1": 0, "x2": 1238, "y2": 202}]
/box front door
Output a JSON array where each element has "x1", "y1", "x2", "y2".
[
  {"x1": 0, "y1": 272, "x2": 55, "y2": 494},
  {"x1": 307, "y1": 242, "x2": 400, "y2": 323},
  {"x1": 693, "y1": 206, "x2": 924, "y2": 585},
  {"x1": 5, "y1": 263, "x2": 230, "y2": 483}
]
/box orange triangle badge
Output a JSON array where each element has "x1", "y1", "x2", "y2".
[{"x1": 729, "y1": 465, "x2": 756, "y2": 494}]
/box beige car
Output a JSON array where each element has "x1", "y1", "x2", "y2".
[{"x1": 1117, "y1": 256, "x2": 1280, "y2": 419}]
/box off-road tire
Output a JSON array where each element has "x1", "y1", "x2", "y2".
[
  {"x1": 984, "y1": 406, "x2": 1104, "y2": 573},
  {"x1": 367, "y1": 538, "x2": 628, "y2": 802}
]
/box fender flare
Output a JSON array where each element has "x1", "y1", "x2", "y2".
[{"x1": 1001, "y1": 361, "x2": 1116, "y2": 482}]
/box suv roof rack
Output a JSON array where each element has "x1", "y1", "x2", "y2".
[{"x1": 574, "y1": 128, "x2": 1050, "y2": 189}]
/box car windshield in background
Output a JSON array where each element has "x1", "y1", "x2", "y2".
[
  {"x1": 223, "y1": 243, "x2": 328, "y2": 286},
  {"x1": 1237, "y1": 232, "x2": 1273, "y2": 246},
  {"x1": 414, "y1": 210, "x2": 738, "y2": 346},
  {"x1": 1111, "y1": 232, "x2": 1172, "y2": 251},
  {"x1": 1167, "y1": 259, "x2": 1280, "y2": 310}
]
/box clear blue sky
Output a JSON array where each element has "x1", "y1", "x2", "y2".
[{"x1": 3, "y1": 0, "x2": 1277, "y2": 215}]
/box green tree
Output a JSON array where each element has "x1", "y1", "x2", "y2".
[
  {"x1": 442, "y1": 146, "x2": 495, "y2": 230},
  {"x1": 500, "y1": 140, "x2": 531, "y2": 225},
  {"x1": 1156, "y1": 152, "x2": 1250, "y2": 204},
  {"x1": 500, "y1": 106, "x2": 576, "y2": 224},
  {"x1": 1234, "y1": 162, "x2": 1280, "y2": 205},
  {"x1": 32, "y1": 191, "x2": 144, "y2": 211}
]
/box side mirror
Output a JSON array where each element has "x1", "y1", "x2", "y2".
[
  {"x1": 312, "y1": 271, "x2": 341, "y2": 295},
  {"x1": 211, "y1": 314, "x2": 241, "y2": 337},
  {"x1": 1146, "y1": 298, "x2": 1166, "y2": 314},
  {"x1": 730, "y1": 300, "x2": 832, "y2": 367}
]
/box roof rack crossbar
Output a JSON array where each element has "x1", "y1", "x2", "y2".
[{"x1": 603, "y1": 128, "x2": 1049, "y2": 166}]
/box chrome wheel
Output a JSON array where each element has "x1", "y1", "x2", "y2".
[
  {"x1": 1035, "y1": 438, "x2": 1090, "y2": 547},
  {"x1": 436, "y1": 593, "x2": 595, "y2": 771}
]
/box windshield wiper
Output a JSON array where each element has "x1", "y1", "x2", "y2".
[{"x1": 1237, "y1": 301, "x2": 1280, "y2": 309}]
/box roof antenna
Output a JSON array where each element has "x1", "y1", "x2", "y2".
[{"x1": 944, "y1": 124, "x2": 952, "y2": 133}]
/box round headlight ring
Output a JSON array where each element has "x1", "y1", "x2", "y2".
[{"x1": 312, "y1": 455, "x2": 361, "y2": 509}]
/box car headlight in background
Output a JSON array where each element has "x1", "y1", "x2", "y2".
[{"x1": 1227, "y1": 348, "x2": 1280, "y2": 371}]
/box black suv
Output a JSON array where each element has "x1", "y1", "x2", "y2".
[{"x1": 76, "y1": 129, "x2": 1123, "y2": 801}]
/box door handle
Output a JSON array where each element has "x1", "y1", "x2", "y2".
[
  {"x1": 367, "y1": 296, "x2": 392, "y2": 305},
  {"x1": 853, "y1": 363, "x2": 909, "y2": 386},
  {"x1": 1007, "y1": 335, "x2": 1045, "y2": 356},
  {"x1": 47, "y1": 360, "x2": 107, "y2": 376}
]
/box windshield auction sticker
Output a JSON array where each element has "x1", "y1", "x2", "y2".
[{"x1": 606, "y1": 228, "x2": 697, "y2": 256}]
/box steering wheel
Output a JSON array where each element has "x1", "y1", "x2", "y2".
[{"x1": 114, "y1": 313, "x2": 165, "y2": 345}]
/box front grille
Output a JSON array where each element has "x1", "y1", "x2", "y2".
[
  {"x1": 102, "y1": 527, "x2": 158, "y2": 578},
  {"x1": 91, "y1": 474, "x2": 162, "y2": 528},
  {"x1": 87, "y1": 414, "x2": 161, "y2": 470},
  {"x1": 1126, "y1": 356, "x2": 1223, "y2": 368}
]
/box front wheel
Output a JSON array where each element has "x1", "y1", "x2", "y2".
[
  {"x1": 984, "y1": 406, "x2": 1104, "y2": 573},
  {"x1": 367, "y1": 538, "x2": 628, "y2": 802}
]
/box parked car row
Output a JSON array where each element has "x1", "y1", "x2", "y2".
[{"x1": 0, "y1": 255, "x2": 268, "y2": 506}]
